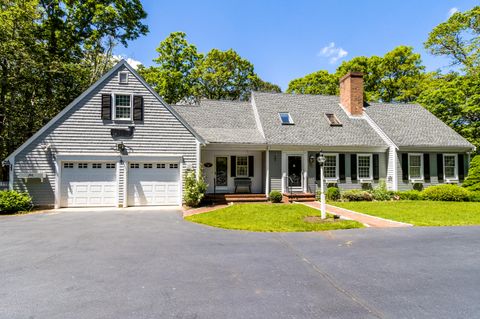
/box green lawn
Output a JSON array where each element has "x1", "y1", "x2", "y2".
[
  {"x1": 332, "y1": 201, "x2": 480, "y2": 226},
  {"x1": 185, "y1": 203, "x2": 363, "y2": 232}
]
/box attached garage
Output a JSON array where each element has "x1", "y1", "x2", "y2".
[
  {"x1": 127, "y1": 162, "x2": 181, "y2": 206},
  {"x1": 60, "y1": 162, "x2": 117, "y2": 207}
]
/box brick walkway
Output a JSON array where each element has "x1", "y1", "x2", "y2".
[
  {"x1": 183, "y1": 204, "x2": 229, "y2": 218},
  {"x1": 301, "y1": 201, "x2": 412, "y2": 228}
]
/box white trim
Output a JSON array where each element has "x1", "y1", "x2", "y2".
[
  {"x1": 123, "y1": 160, "x2": 128, "y2": 208},
  {"x1": 214, "y1": 156, "x2": 229, "y2": 190},
  {"x1": 115, "y1": 160, "x2": 121, "y2": 207},
  {"x1": 357, "y1": 153, "x2": 373, "y2": 180},
  {"x1": 4, "y1": 60, "x2": 205, "y2": 163},
  {"x1": 408, "y1": 153, "x2": 424, "y2": 181},
  {"x1": 278, "y1": 112, "x2": 294, "y2": 125},
  {"x1": 196, "y1": 140, "x2": 201, "y2": 180},
  {"x1": 265, "y1": 148, "x2": 270, "y2": 195},
  {"x1": 363, "y1": 112, "x2": 399, "y2": 150},
  {"x1": 251, "y1": 94, "x2": 266, "y2": 139},
  {"x1": 179, "y1": 161, "x2": 183, "y2": 207},
  {"x1": 323, "y1": 153, "x2": 339, "y2": 180},
  {"x1": 235, "y1": 156, "x2": 249, "y2": 177},
  {"x1": 443, "y1": 153, "x2": 458, "y2": 181},
  {"x1": 282, "y1": 152, "x2": 305, "y2": 192},
  {"x1": 54, "y1": 158, "x2": 60, "y2": 209},
  {"x1": 8, "y1": 157, "x2": 14, "y2": 191},
  {"x1": 55, "y1": 153, "x2": 183, "y2": 162},
  {"x1": 389, "y1": 146, "x2": 398, "y2": 191},
  {"x1": 112, "y1": 93, "x2": 133, "y2": 121},
  {"x1": 118, "y1": 71, "x2": 129, "y2": 84}
]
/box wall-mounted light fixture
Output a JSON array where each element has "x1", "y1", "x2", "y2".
[{"x1": 309, "y1": 155, "x2": 316, "y2": 164}]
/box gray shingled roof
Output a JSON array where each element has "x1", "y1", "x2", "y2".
[
  {"x1": 172, "y1": 100, "x2": 265, "y2": 144},
  {"x1": 252, "y1": 92, "x2": 388, "y2": 147},
  {"x1": 365, "y1": 102, "x2": 474, "y2": 149}
]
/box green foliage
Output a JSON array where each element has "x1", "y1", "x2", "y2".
[
  {"x1": 394, "y1": 190, "x2": 423, "y2": 200},
  {"x1": 254, "y1": 79, "x2": 282, "y2": 93},
  {"x1": 468, "y1": 191, "x2": 480, "y2": 202},
  {"x1": 138, "y1": 32, "x2": 201, "y2": 104},
  {"x1": 287, "y1": 70, "x2": 338, "y2": 95},
  {"x1": 341, "y1": 190, "x2": 373, "y2": 202},
  {"x1": 421, "y1": 184, "x2": 471, "y2": 202},
  {"x1": 0, "y1": 190, "x2": 32, "y2": 213},
  {"x1": 424, "y1": 6, "x2": 480, "y2": 75},
  {"x1": 325, "y1": 187, "x2": 341, "y2": 201},
  {"x1": 463, "y1": 155, "x2": 480, "y2": 191},
  {"x1": 371, "y1": 180, "x2": 392, "y2": 201},
  {"x1": 269, "y1": 190, "x2": 283, "y2": 203},
  {"x1": 183, "y1": 170, "x2": 207, "y2": 207}
]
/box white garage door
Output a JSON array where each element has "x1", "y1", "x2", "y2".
[
  {"x1": 61, "y1": 162, "x2": 117, "y2": 207},
  {"x1": 127, "y1": 162, "x2": 180, "y2": 206}
]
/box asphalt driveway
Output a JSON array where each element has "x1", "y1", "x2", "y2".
[{"x1": 1, "y1": 208, "x2": 479, "y2": 319}]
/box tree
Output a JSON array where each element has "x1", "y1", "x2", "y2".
[
  {"x1": 425, "y1": 6, "x2": 480, "y2": 74},
  {"x1": 287, "y1": 70, "x2": 338, "y2": 95},
  {"x1": 192, "y1": 49, "x2": 259, "y2": 101},
  {"x1": 463, "y1": 155, "x2": 480, "y2": 191},
  {"x1": 138, "y1": 32, "x2": 201, "y2": 104},
  {"x1": 254, "y1": 79, "x2": 282, "y2": 93},
  {"x1": 336, "y1": 56, "x2": 382, "y2": 101}
]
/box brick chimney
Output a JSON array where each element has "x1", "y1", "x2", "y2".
[{"x1": 339, "y1": 72, "x2": 364, "y2": 116}]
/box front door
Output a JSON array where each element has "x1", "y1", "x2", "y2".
[
  {"x1": 215, "y1": 157, "x2": 228, "y2": 188},
  {"x1": 287, "y1": 155, "x2": 303, "y2": 191}
]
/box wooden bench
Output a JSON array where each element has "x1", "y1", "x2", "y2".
[{"x1": 234, "y1": 177, "x2": 252, "y2": 193}]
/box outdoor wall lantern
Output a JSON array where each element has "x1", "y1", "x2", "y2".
[{"x1": 309, "y1": 155, "x2": 316, "y2": 164}]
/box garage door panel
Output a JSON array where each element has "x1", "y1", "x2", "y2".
[{"x1": 128, "y1": 163, "x2": 180, "y2": 206}]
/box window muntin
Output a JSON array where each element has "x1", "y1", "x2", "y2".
[
  {"x1": 144, "y1": 163, "x2": 153, "y2": 169},
  {"x1": 324, "y1": 155, "x2": 338, "y2": 179},
  {"x1": 408, "y1": 154, "x2": 423, "y2": 179},
  {"x1": 169, "y1": 163, "x2": 178, "y2": 169},
  {"x1": 325, "y1": 113, "x2": 342, "y2": 126},
  {"x1": 358, "y1": 155, "x2": 372, "y2": 179},
  {"x1": 78, "y1": 163, "x2": 88, "y2": 169},
  {"x1": 157, "y1": 163, "x2": 166, "y2": 169},
  {"x1": 444, "y1": 154, "x2": 457, "y2": 179},
  {"x1": 119, "y1": 72, "x2": 128, "y2": 84},
  {"x1": 236, "y1": 156, "x2": 248, "y2": 177},
  {"x1": 130, "y1": 163, "x2": 139, "y2": 169},
  {"x1": 92, "y1": 163, "x2": 102, "y2": 169},
  {"x1": 64, "y1": 163, "x2": 74, "y2": 168},
  {"x1": 279, "y1": 112, "x2": 294, "y2": 125},
  {"x1": 106, "y1": 163, "x2": 116, "y2": 169},
  {"x1": 114, "y1": 94, "x2": 131, "y2": 120}
]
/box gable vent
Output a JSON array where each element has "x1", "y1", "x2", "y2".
[{"x1": 325, "y1": 113, "x2": 342, "y2": 126}]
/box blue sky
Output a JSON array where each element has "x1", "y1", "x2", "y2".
[{"x1": 117, "y1": 0, "x2": 478, "y2": 90}]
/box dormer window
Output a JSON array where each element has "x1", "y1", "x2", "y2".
[
  {"x1": 325, "y1": 113, "x2": 342, "y2": 126},
  {"x1": 279, "y1": 112, "x2": 294, "y2": 125},
  {"x1": 119, "y1": 72, "x2": 129, "y2": 84}
]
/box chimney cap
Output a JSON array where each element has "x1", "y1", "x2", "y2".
[{"x1": 339, "y1": 72, "x2": 363, "y2": 83}]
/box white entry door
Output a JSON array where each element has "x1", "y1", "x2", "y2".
[
  {"x1": 127, "y1": 162, "x2": 180, "y2": 206},
  {"x1": 60, "y1": 162, "x2": 117, "y2": 207}
]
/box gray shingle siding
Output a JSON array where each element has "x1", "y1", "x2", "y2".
[
  {"x1": 268, "y1": 151, "x2": 282, "y2": 191},
  {"x1": 13, "y1": 65, "x2": 198, "y2": 207}
]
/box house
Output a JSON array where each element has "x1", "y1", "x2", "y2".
[{"x1": 3, "y1": 62, "x2": 475, "y2": 208}]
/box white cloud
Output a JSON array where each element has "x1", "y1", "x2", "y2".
[
  {"x1": 448, "y1": 7, "x2": 459, "y2": 17},
  {"x1": 112, "y1": 55, "x2": 142, "y2": 69},
  {"x1": 318, "y1": 42, "x2": 348, "y2": 64}
]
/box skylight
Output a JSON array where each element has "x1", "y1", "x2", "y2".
[
  {"x1": 279, "y1": 112, "x2": 294, "y2": 125},
  {"x1": 325, "y1": 113, "x2": 342, "y2": 126}
]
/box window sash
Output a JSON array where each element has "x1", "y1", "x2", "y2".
[
  {"x1": 444, "y1": 155, "x2": 457, "y2": 179},
  {"x1": 114, "y1": 94, "x2": 131, "y2": 120},
  {"x1": 236, "y1": 156, "x2": 248, "y2": 177},
  {"x1": 357, "y1": 155, "x2": 372, "y2": 179},
  {"x1": 324, "y1": 155, "x2": 337, "y2": 179},
  {"x1": 408, "y1": 154, "x2": 423, "y2": 179}
]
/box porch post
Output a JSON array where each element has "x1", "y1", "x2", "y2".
[
  {"x1": 265, "y1": 148, "x2": 270, "y2": 196},
  {"x1": 195, "y1": 140, "x2": 201, "y2": 180}
]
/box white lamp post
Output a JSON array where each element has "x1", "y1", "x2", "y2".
[{"x1": 317, "y1": 153, "x2": 327, "y2": 219}]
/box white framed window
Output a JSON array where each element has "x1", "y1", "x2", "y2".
[
  {"x1": 106, "y1": 163, "x2": 116, "y2": 169},
  {"x1": 169, "y1": 163, "x2": 178, "y2": 169},
  {"x1": 157, "y1": 163, "x2": 166, "y2": 169},
  {"x1": 130, "y1": 163, "x2": 139, "y2": 169},
  {"x1": 443, "y1": 154, "x2": 458, "y2": 180},
  {"x1": 324, "y1": 154, "x2": 339, "y2": 179},
  {"x1": 357, "y1": 154, "x2": 373, "y2": 179},
  {"x1": 78, "y1": 163, "x2": 88, "y2": 169},
  {"x1": 114, "y1": 94, "x2": 132, "y2": 120},
  {"x1": 279, "y1": 112, "x2": 294, "y2": 125},
  {"x1": 236, "y1": 156, "x2": 248, "y2": 177},
  {"x1": 144, "y1": 163, "x2": 153, "y2": 169},
  {"x1": 92, "y1": 163, "x2": 102, "y2": 169},
  {"x1": 63, "y1": 162, "x2": 74, "y2": 168},
  {"x1": 408, "y1": 154, "x2": 423, "y2": 180},
  {"x1": 119, "y1": 72, "x2": 129, "y2": 84}
]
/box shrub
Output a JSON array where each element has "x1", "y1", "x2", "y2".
[
  {"x1": 341, "y1": 189, "x2": 373, "y2": 202},
  {"x1": 325, "y1": 187, "x2": 341, "y2": 201},
  {"x1": 468, "y1": 191, "x2": 480, "y2": 202},
  {"x1": 421, "y1": 184, "x2": 470, "y2": 202},
  {"x1": 183, "y1": 169, "x2": 207, "y2": 207},
  {"x1": 463, "y1": 155, "x2": 480, "y2": 191},
  {"x1": 0, "y1": 190, "x2": 32, "y2": 213},
  {"x1": 269, "y1": 190, "x2": 283, "y2": 203},
  {"x1": 371, "y1": 179, "x2": 391, "y2": 201},
  {"x1": 396, "y1": 190, "x2": 423, "y2": 200}
]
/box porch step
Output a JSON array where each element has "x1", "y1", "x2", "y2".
[
  {"x1": 204, "y1": 193, "x2": 268, "y2": 204},
  {"x1": 283, "y1": 193, "x2": 316, "y2": 202}
]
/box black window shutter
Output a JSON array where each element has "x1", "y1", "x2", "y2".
[
  {"x1": 339, "y1": 154, "x2": 346, "y2": 182},
  {"x1": 101, "y1": 94, "x2": 112, "y2": 120},
  {"x1": 315, "y1": 153, "x2": 320, "y2": 180},
  {"x1": 133, "y1": 96, "x2": 144, "y2": 121},
  {"x1": 248, "y1": 156, "x2": 254, "y2": 177},
  {"x1": 437, "y1": 154, "x2": 444, "y2": 182},
  {"x1": 230, "y1": 156, "x2": 236, "y2": 177},
  {"x1": 373, "y1": 154, "x2": 380, "y2": 180},
  {"x1": 423, "y1": 154, "x2": 430, "y2": 181},
  {"x1": 402, "y1": 153, "x2": 408, "y2": 181},
  {"x1": 351, "y1": 154, "x2": 357, "y2": 182},
  {"x1": 458, "y1": 154, "x2": 465, "y2": 181}
]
